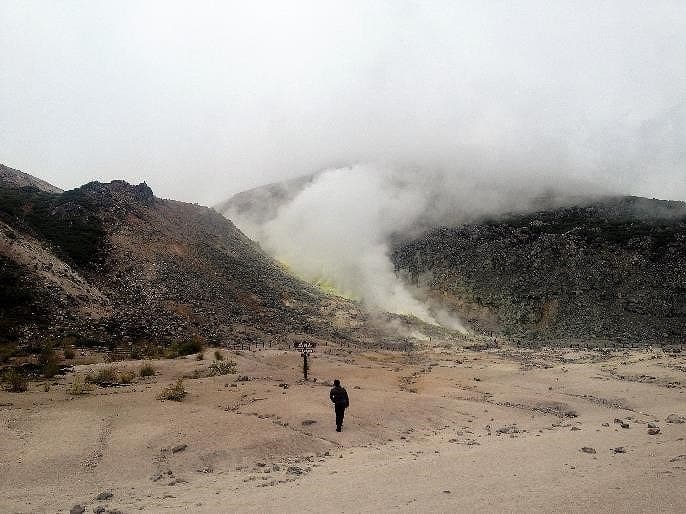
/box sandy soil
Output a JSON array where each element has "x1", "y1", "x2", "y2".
[{"x1": 1, "y1": 343, "x2": 685, "y2": 513}]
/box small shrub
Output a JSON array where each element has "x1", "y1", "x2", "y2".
[
  {"x1": 163, "y1": 347, "x2": 180, "y2": 359},
  {"x1": 1, "y1": 368, "x2": 28, "y2": 392},
  {"x1": 139, "y1": 362, "x2": 156, "y2": 377},
  {"x1": 174, "y1": 340, "x2": 203, "y2": 357},
  {"x1": 207, "y1": 360, "x2": 237, "y2": 376},
  {"x1": 86, "y1": 366, "x2": 118, "y2": 386},
  {"x1": 67, "y1": 374, "x2": 93, "y2": 395},
  {"x1": 38, "y1": 344, "x2": 59, "y2": 378},
  {"x1": 118, "y1": 370, "x2": 135, "y2": 384},
  {"x1": 63, "y1": 346, "x2": 75, "y2": 360},
  {"x1": 213, "y1": 350, "x2": 224, "y2": 361},
  {"x1": 0, "y1": 345, "x2": 16, "y2": 363},
  {"x1": 157, "y1": 378, "x2": 187, "y2": 401}
]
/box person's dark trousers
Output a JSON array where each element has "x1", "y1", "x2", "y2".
[{"x1": 335, "y1": 404, "x2": 346, "y2": 431}]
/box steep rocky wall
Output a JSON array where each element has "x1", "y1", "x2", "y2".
[{"x1": 392, "y1": 197, "x2": 686, "y2": 345}]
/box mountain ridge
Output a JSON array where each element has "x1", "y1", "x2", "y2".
[{"x1": 1, "y1": 171, "x2": 424, "y2": 354}]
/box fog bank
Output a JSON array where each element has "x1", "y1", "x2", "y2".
[{"x1": 1, "y1": 1, "x2": 685, "y2": 202}]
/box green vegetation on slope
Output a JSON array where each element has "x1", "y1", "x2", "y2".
[{"x1": 0, "y1": 185, "x2": 105, "y2": 267}]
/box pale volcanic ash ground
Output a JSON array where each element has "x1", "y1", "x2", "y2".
[{"x1": 1, "y1": 342, "x2": 686, "y2": 513}]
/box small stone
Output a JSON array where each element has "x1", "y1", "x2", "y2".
[
  {"x1": 613, "y1": 447, "x2": 626, "y2": 454},
  {"x1": 666, "y1": 414, "x2": 685, "y2": 424},
  {"x1": 648, "y1": 423, "x2": 658, "y2": 429},
  {"x1": 571, "y1": 426, "x2": 581, "y2": 431},
  {"x1": 172, "y1": 444, "x2": 187, "y2": 453},
  {"x1": 620, "y1": 422, "x2": 630, "y2": 429},
  {"x1": 648, "y1": 428, "x2": 661, "y2": 435},
  {"x1": 93, "y1": 507, "x2": 106, "y2": 514},
  {"x1": 301, "y1": 420, "x2": 317, "y2": 426},
  {"x1": 287, "y1": 466, "x2": 303, "y2": 475},
  {"x1": 601, "y1": 423, "x2": 610, "y2": 427},
  {"x1": 70, "y1": 505, "x2": 85, "y2": 514},
  {"x1": 442, "y1": 490, "x2": 451, "y2": 494},
  {"x1": 95, "y1": 491, "x2": 113, "y2": 501},
  {"x1": 581, "y1": 447, "x2": 596, "y2": 454}
]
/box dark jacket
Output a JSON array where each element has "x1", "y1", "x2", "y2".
[{"x1": 330, "y1": 385, "x2": 349, "y2": 408}]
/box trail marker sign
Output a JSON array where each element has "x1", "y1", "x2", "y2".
[
  {"x1": 294, "y1": 341, "x2": 316, "y2": 354},
  {"x1": 293, "y1": 342, "x2": 316, "y2": 380}
]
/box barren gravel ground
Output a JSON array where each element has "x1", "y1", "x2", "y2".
[{"x1": 1, "y1": 343, "x2": 685, "y2": 513}]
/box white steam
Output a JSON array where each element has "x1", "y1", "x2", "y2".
[
  {"x1": 232, "y1": 162, "x2": 601, "y2": 329},
  {"x1": 260, "y1": 165, "x2": 438, "y2": 322}
]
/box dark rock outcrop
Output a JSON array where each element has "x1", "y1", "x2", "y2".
[{"x1": 392, "y1": 196, "x2": 686, "y2": 345}]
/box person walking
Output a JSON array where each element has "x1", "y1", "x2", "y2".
[{"x1": 329, "y1": 379, "x2": 349, "y2": 432}]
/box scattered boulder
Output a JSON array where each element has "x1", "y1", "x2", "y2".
[
  {"x1": 95, "y1": 492, "x2": 113, "y2": 501},
  {"x1": 496, "y1": 424, "x2": 520, "y2": 435},
  {"x1": 172, "y1": 444, "x2": 187, "y2": 453},
  {"x1": 613, "y1": 447, "x2": 626, "y2": 454},
  {"x1": 287, "y1": 466, "x2": 304, "y2": 475},
  {"x1": 70, "y1": 505, "x2": 85, "y2": 514},
  {"x1": 648, "y1": 428, "x2": 661, "y2": 435},
  {"x1": 648, "y1": 422, "x2": 658, "y2": 429},
  {"x1": 93, "y1": 507, "x2": 106, "y2": 514},
  {"x1": 581, "y1": 447, "x2": 596, "y2": 454},
  {"x1": 614, "y1": 419, "x2": 630, "y2": 429},
  {"x1": 666, "y1": 414, "x2": 685, "y2": 424},
  {"x1": 301, "y1": 420, "x2": 317, "y2": 426}
]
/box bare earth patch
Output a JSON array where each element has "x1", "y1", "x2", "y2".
[{"x1": 1, "y1": 345, "x2": 685, "y2": 513}]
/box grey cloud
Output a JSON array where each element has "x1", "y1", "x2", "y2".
[{"x1": 0, "y1": 1, "x2": 684, "y2": 203}]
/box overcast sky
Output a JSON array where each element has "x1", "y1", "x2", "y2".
[{"x1": 1, "y1": 1, "x2": 685, "y2": 204}]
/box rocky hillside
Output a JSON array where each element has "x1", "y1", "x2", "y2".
[
  {"x1": 216, "y1": 172, "x2": 320, "y2": 232},
  {"x1": 0, "y1": 163, "x2": 63, "y2": 193},
  {"x1": 392, "y1": 196, "x2": 686, "y2": 345},
  {"x1": 0, "y1": 170, "x2": 406, "y2": 353}
]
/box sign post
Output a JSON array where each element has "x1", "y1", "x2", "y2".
[{"x1": 294, "y1": 341, "x2": 316, "y2": 381}]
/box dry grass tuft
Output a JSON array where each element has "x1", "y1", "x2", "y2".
[{"x1": 157, "y1": 378, "x2": 187, "y2": 401}]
